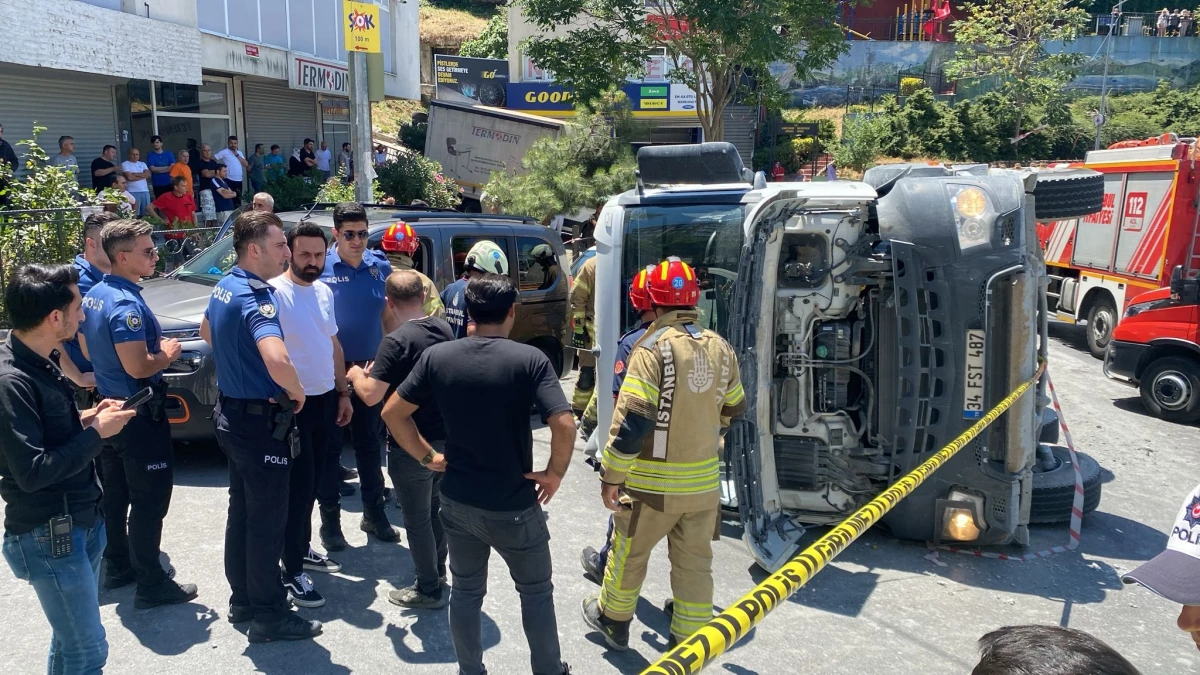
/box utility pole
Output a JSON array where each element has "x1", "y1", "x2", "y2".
[
  {"x1": 1095, "y1": 0, "x2": 1126, "y2": 150},
  {"x1": 349, "y1": 51, "x2": 373, "y2": 203}
]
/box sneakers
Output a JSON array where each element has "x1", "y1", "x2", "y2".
[
  {"x1": 228, "y1": 604, "x2": 254, "y2": 624},
  {"x1": 303, "y1": 547, "x2": 342, "y2": 574},
  {"x1": 360, "y1": 505, "x2": 400, "y2": 542},
  {"x1": 134, "y1": 579, "x2": 199, "y2": 609},
  {"x1": 284, "y1": 572, "x2": 326, "y2": 608},
  {"x1": 581, "y1": 596, "x2": 629, "y2": 651},
  {"x1": 102, "y1": 565, "x2": 136, "y2": 590},
  {"x1": 319, "y1": 505, "x2": 348, "y2": 552},
  {"x1": 247, "y1": 612, "x2": 322, "y2": 643},
  {"x1": 580, "y1": 546, "x2": 603, "y2": 585},
  {"x1": 387, "y1": 584, "x2": 446, "y2": 610}
]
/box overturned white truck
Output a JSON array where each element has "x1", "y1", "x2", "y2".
[{"x1": 588, "y1": 144, "x2": 1105, "y2": 571}]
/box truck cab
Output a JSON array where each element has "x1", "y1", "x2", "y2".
[
  {"x1": 1104, "y1": 266, "x2": 1200, "y2": 423},
  {"x1": 590, "y1": 144, "x2": 1103, "y2": 571}
]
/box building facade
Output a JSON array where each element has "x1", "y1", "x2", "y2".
[{"x1": 0, "y1": 0, "x2": 418, "y2": 188}]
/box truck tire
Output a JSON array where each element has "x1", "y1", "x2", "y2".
[
  {"x1": 1033, "y1": 170, "x2": 1105, "y2": 220},
  {"x1": 1030, "y1": 446, "x2": 1102, "y2": 524},
  {"x1": 1086, "y1": 297, "x2": 1117, "y2": 359},
  {"x1": 1138, "y1": 356, "x2": 1200, "y2": 424}
]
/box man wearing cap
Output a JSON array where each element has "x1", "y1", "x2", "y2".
[
  {"x1": 1123, "y1": 482, "x2": 1200, "y2": 651},
  {"x1": 379, "y1": 221, "x2": 444, "y2": 319},
  {"x1": 439, "y1": 240, "x2": 508, "y2": 340}
]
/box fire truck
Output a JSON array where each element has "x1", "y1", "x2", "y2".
[{"x1": 1037, "y1": 135, "x2": 1200, "y2": 358}]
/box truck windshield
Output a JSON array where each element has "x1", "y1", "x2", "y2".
[{"x1": 622, "y1": 203, "x2": 746, "y2": 338}]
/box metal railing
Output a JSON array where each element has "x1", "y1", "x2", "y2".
[
  {"x1": 1095, "y1": 12, "x2": 1196, "y2": 37},
  {"x1": 839, "y1": 12, "x2": 1198, "y2": 41}
]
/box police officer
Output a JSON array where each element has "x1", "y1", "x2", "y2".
[
  {"x1": 320, "y1": 201, "x2": 399, "y2": 542},
  {"x1": 579, "y1": 265, "x2": 656, "y2": 583},
  {"x1": 63, "y1": 212, "x2": 119, "y2": 403},
  {"x1": 440, "y1": 240, "x2": 508, "y2": 340},
  {"x1": 79, "y1": 218, "x2": 199, "y2": 605},
  {"x1": 570, "y1": 254, "x2": 597, "y2": 418},
  {"x1": 201, "y1": 210, "x2": 321, "y2": 642},
  {"x1": 380, "y1": 221, "x2": 445, "y2": 319},
  {"x1": 582, "y1": 257, "x2": 747, "y2": 651}
]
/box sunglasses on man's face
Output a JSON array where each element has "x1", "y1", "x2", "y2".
[{"x1": 341, "y1": 230, "x2": 369, "y2": 241}]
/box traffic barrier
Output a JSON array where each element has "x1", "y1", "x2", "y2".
[{"x1": 640, "y1": 359, "x2": 1048, "y2": 675}]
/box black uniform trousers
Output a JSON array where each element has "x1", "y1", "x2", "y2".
[
  {"x1": 100, "y1": 404, "x2": 173, "y2": 588},
  {"x1": 282, "y1": 390, "x2": 338, "y2": 577},
  {"x1": 345, "y1": 365, "x2": 385, "y2": 509},
  {"x1": 214, "y1": 397, "x2": 291, "y2": 621}
]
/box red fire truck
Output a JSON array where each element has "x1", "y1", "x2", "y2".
[{"x1": 1037, "y1": 136, "x2": 1200, "y2": 358}]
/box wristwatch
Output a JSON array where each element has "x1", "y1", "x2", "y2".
[{"x1": 420, "y1": 450, "x2": 437, "y2": 466}]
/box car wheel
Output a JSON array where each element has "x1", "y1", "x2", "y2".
[
  {"x1": 1086, "y1": 297, "x2": 1116, "y2": 359},
  {"x1": 1138, "y1": 356, "x2": 1200, "y2": 424},
  {"x1": 1029, "y1": 445, "x2": 1102, "y2": 524},
  {"x1": 1032, "y1": 169, "x2": 1105, "y2": 220}
]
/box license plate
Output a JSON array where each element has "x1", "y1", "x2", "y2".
[{"x1": 963, "y1": 329, "x2": 986, "y2": 419}]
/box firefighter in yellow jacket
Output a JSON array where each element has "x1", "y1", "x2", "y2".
[
  {"x1": 380, "y1": 221, "x2": 445, "y2": 319},
  {"x1": 570, "y1": 254, "x2": 597, "y2": 417},
  {"x1": 582, "y1": 256, "x2": 746, "y2": 651}
]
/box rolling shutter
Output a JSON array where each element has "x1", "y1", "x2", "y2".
[
  {"x1": 241, "y1": 82, "x2": 318, "y2": 155},
  {"x1": 722, "y1": 105, "x2": 758, "y2": 168},
  {"x1": 0, "y1": 74, "x2": 118, "y2": 189}
]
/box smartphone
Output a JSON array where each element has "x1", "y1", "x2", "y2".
[{"x1": 121, "y1": 386, "x2": 155, "y2": 410}]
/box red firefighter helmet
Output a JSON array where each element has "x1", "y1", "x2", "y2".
[
  {"x1": 382, "y1": 221, "x2": 419, "y2": 255},
  {"x1": 646, "y1": 257, "x2": 700, "y2": 308},
  {"x1": 629, "y1": 265, "x2": 654, "y2": 312}
]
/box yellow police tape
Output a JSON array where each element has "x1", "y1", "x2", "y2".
[{"x1": 640, "y1": 359, "x2": 1048, "y2": 675}]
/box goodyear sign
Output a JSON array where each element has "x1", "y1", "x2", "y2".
[
  {"x1": 640, "y1": 360, "x2": 1048, "y2": 675},
  {"x1": 344, "y1": 1, "x2": 381, "y2": 53},
  {"x1": 506, "y1": 82, "x2": 697, "y2": 116}
]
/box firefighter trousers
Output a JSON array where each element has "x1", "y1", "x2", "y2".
[{"x1": 599, "y1": 502, "x2": 718, "y2": 639}]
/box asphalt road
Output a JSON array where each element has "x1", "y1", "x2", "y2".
[{"x1": 1, "y1": 323, "x2": 1197, "y2": 674}]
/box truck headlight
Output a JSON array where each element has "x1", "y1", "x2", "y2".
[
  {"x1": 1124, "y1": 298, "x2": 1174, "y2": 319},
  {"x1": 939, "y1": 489, "x2": 987, "y2": 542},
  {"x1": 948, "y1": 185, "x2": 994, "y2": 251}
]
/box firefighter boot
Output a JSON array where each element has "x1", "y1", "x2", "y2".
[
  {"x1": 319, "y1": 505, "x2": 347, "y2": 552},
  {"x1": 582, "y1": 596, "x2": 629, "y2": 651}
]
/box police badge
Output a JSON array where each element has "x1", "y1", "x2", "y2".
[
  {"x1": 259, "y1": 303, "x2": 277, "y2": 319},
  {"x1": 126, "y1": 312, "x2": 142, "y2": 331},
  {"x1": 370, "y1": 266, "x2": 381, "y2": 281}
]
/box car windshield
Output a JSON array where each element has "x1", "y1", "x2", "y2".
[
  {"x1": 173, "y1": 222, "x2": 333, "y2": 284},
  {"x1": 622, "y1": 203, "x2": 745, "y2": 338}
]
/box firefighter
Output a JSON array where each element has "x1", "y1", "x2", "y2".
[
  {"x1": 380, "y1": 221, "x2": 445, "y2": 319},
  {"x1": 582, "y1": 257, "x2": 747, "y2": 651},
  {"x1": 580, "y1": 265, "x2": 656, "y2": 581},
  {"x1": 570, "y1": 254, "x2": 597, "y2": 418}
]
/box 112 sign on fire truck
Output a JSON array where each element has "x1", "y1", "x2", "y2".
[{"x1": 1037, "y1": 135, "x2": 1200, "y2": 358}]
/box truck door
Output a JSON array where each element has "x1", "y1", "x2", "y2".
[
  {"x1": 1113, "y1": 172, "x2": 1176, "y2": 280},
  {"x1": 1071, "y1": 172, "x2": 1125, "y2": 271}
]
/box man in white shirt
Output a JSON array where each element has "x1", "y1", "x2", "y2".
[
  {"x1": 268, "y1": 222, "x2": 354, "y2": 609},
  {"x1": 49, "y1": 135, "x2": 78, "y2": 182},
  {"x1": 120, "y1": 148, "x2": 152, "y2": 216},
  {"x1": 214, "y1": 135, "x2": 250, "y2": 207},
  {"x1": 315, "y1": 141, "x2": 333, "y2": 183}
]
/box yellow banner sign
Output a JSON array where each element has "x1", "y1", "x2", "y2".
[
  {"x1": 344, "y1": 1, "x2": 381, "y2": 53},
  {"x1": 639, "y1": 98, "x2": 668, "y2": 110}
]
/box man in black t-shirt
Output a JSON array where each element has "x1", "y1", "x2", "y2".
[
  {"x1": 383, "y1": 274, "x2": 574, "y2": 675},
  {"x1": 347, "y1": 270, "x2": 454, "y2": 610},
  {"x1": 90, "y1": 145, "x2": 121, "y2": 190},
  {"x1": 300, "y1": 138, "x2": 317, "y2": 173}
]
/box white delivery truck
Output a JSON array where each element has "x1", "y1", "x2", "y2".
[{"x1": 424, "y1": 99, "x2": 566, "y2": 209}]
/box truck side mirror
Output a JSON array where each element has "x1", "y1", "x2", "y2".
[{"x1": 1171, "y1": 265, "x2": 1200, "y2": 304}]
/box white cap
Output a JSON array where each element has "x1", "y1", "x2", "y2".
[{"x1": 1122, "y1": 482, "x2": 1200, "y2": 605}]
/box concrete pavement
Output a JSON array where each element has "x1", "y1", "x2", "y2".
[{"x1": 1, "y1": 324, "x2": 1196, "y2": 674}]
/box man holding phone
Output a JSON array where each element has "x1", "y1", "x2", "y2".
[{"x1": 79, "y1": 219, "x2": 199, "y2": 607}]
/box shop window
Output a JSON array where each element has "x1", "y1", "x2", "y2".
[
  {"x1": 155, "y1": 82, "x2": 230, "y2": 116},
  {"x1": 451, "y1": 236, "x2": 512, "y2": 279},
  {"x1": 517, "y1": 236, "x2": 562, "y2": 292}
]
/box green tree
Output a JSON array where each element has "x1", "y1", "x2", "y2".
[
  {"x1": 459, "y1": 12, "x2": 509, "y2": 59},
  {"x1": 518, "y1": 0, "x2": 845, "y2": 141},
  {"x1": 484, "y1": 101, "x2": 636, "y2": 221},
  {"x1": 831, "y1": 113, "x2": 890, "y2": 173},
  {"x1": 945, "y1": 0, "x2": 1089, "y2": 155},
  {"x1": 375, "y1": 153, "x2": 462, "y2": 209}
]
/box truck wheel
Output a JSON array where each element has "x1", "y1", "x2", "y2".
[
  {"x1": 1138, "y1": 357, "x2": 1200, "y2": 424},
  {"x1": 1086, "y1": 298, "x2": 1116, "y2": 359},
  {"x1": 1030, "y1": 446, "x2": 1102, "y2": 524},
  {"x1": 1033, "y1": 170, "x2": 1105, "y2": 220}
]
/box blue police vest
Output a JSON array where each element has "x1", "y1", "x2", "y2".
[
  {"x1": 612, "y1": 323, "x2": 650, "y2": 396},
  {"x1": 320, "y1": 247, "x2": 392, "y2": 361},
  {"x1": 65, "y1": 255, "x2": 106, "y2": 373},
  {"x1": 80, "y1": 274, "x2": 164, "y2": 398},
  {"x1": 440, "y1": 277, "x2": 470, "y2": 339},
  {"x1": 205, "y1": 266, "x2": 284, "y2": 400}
]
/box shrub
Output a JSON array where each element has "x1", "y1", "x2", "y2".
[
  {"x1": 314, "y1": 168, "x2": 383, "y2": 203},
  {"x1": 832, "y1": 114, "x2": 891, "y2": 173},
  {"x1": 458, "y1": 12, "x2": 508, "y2": 60},
  {"x1": 752, "y1": 137, "x2": 816, "y2": 174},
  {"x1": 376, "y1": 153, "x2": 461, "y2": 209},
  {"x1": 900, "y1": 77, "x2": 926, "y2": 96},
  {"x1": 400, "y1": 121, "x2": 428, "y2": 154},
  {"x1": 261, "y1": 169, "x2": 323, "y2": 211}
]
